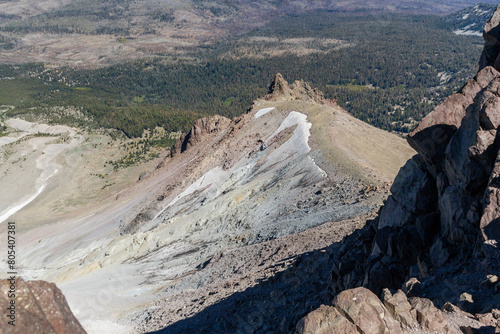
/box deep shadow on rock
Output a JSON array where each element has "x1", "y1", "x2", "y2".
[
  {"x1": 144, "y1": 221, "x2": 498, "y2": 334},
  {"x1": 145, "y1": 233, "x2": 349, "y2": 334}
]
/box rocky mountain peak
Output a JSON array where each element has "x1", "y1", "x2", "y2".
[
  {"x1": 267, "y1": 73, "x2": 291, "y2": 98},
  {"x1": 266, "y1": 73, "x2": 337, "y2": 106}
]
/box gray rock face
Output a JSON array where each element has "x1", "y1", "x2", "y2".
[
  {"x1": 377, "y1": 158, "x2": 437, "y2": 231},
  {"x1": 481, "y1": 149, "x2": 500, "y2": 246}
]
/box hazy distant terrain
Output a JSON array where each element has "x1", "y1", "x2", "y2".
[
  {"x1": 0, "y1": 7, "x2": 489, "y2": 141},
  {"x1": 0, "y1": 0, "x2": 496, "y2": 67},
  {"x1": 0, "y1": 2, "x2": 495, "y2": 139}
]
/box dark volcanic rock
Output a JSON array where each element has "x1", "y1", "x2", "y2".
[
  {"x1": 0, "y1": 277, "x2": 86, "y2": 334},
  {"x1": 331, "y1": 5, "x2": 500, "y2": 298}
]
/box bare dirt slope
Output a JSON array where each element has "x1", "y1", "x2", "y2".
[
  {"x1": 0, "y1": 77, "x2": 414, "y2": 333},
  {"x1": 0, "y1": 106, "x2": 165, "y2": 231}
]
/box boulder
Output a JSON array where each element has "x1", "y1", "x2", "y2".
[
  {"x1": 333, "y1": 287, "x2": 402, "y2": 334},
  {"x1": 383, "y1": 289, "x2": 418, "y2": 329},
  {"x1": 295, "y1": 305, "x2": 358, "y2": 334},
  {"x1": 0, "y1": 277, "x2": 86, "y2": 334},
  {"x1": 409, "y1": 297, "x2": 450, "y2": 333}
]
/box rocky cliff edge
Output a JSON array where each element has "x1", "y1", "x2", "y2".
[{"x1": 298, "y1": 5, "x2": 500, "y2": 334}]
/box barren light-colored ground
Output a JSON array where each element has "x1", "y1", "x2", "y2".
[
  {"x1": 0, "y1": 98, "x2": 414, "y2": 333},
  {"x1": 0, "y1": 106, "x2": 165, "y2": 230}
]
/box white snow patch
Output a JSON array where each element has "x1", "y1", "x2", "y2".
[
  {"x1": 169, "y1": 166, "x2": 225, "y2": 206},
  {"x1": 473, "y1": 6, "x2": 489, "y2": 16},
  {"x1": 453, "y1": 29, "x2": 482, "y2": 37},
  {"x1": 262, "y1": 111, "x2": 326, "y2": 178},
  {"x1": 267, "y1": 111, "x2": 312, "y2": 155},
  {"x1": 462, "y1": 13, "x2": 470, "y2": 20},
  {"x1": 437, "y1": 71, "x2": 452, "y2": 85},
  {"x1": 254, "y1": 107, "x2": 275, "y2": 118},
  {"x1": 463, "y1": 23, "x2": 478, "y2": 30}
]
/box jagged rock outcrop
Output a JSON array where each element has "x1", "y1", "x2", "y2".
[
  {"x1": 480, "y1": 4, "x2": 500, "y2": 71},
  {"x1": 302, "y1": 6, "x2": 500, "y2": 333},
  {"x1": 0, "y1": 277, "x2": 86, "y2": 334},
  {"x1": 296, "y1": 287, "x2": 496, "y2": 334},
  {"x1": 266, "y1": 73, "x2": 337, "y2": 106},
  {"x1": 170, "y1": 115, "x2": 231, "y2": 157},
  {"x1": 332, "y1": 4, "x2": 500, "y2": 294},
  {"x1": 169, "y1": 73, "x2": 331, "y2": 158}
]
